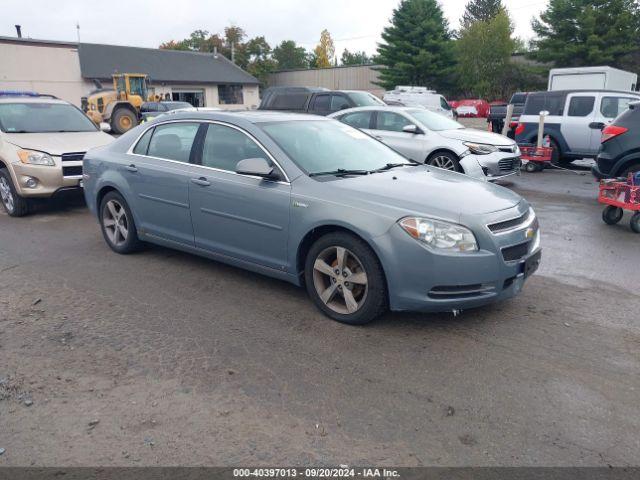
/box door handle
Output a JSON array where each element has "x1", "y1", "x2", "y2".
[
  {"x1": 125, "y1": 164, "x2": 138, "y2": 172},
  {"x1": 190, "y1": 177, "x2": 211, "y2": 187}
]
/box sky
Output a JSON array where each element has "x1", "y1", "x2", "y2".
[{"x1": 1, "y1": 0, "x2": 549, "y2": 57}]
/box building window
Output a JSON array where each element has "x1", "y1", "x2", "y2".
[{"x1": 218, "y1": 85, "x2": 244, "y2": 105}]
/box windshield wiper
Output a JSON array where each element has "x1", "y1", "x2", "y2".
[
  {"x1": 309, "y1": 168, "x2": 371, "y2": 177},
  {"x1": 371, "y1": 162, "x2": 419, "y2": 173}
]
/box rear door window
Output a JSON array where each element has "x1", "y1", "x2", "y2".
[
  {"x1": 600, "y1": 96, "x2": 637, "y2": 119},
  {"x1": 339, "y1": 111, "x2": 373, "y2": 129},
  {"x1": 147, "y1": 122, "x2": 199, "y2": 162},
  {"x1": 567, "y1": 96, "x2": 595, "y2": 117},
  {"x1": 312, "y1": 94, "x2": 330, "y2": 112},
  {"x1": 330, "y1": 94, "x2": 351, "y2": 112}
]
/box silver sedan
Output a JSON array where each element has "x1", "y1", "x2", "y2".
[{"x1": 330, "y1": 106, "x2": 521, "y2": 181}]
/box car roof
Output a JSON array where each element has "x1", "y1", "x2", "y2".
[
  {"x1": 331, "y1": 106, "x2": 420, "y2": 114},
  {"x1": 528, "y1": 89, "x2": 640, "y2": 96},
  {"x1": 148, "y1": 110, "x2": 331, "y2": 124},
  {"x1": 0, "y1": 96, "x2": 69, "y2": 105}
]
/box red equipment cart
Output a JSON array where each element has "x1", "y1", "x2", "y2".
[
  {"x1": 598, "y1": 175, "x2": 640, "y2": 233},
  {"x1": 519, "y1": 145, "x2": 553, "y2": 172}
]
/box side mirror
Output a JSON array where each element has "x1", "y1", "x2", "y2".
[
  {"x1": 589, "y1": 122, "x2": 606, "y2": 130},
  {"x1": 99, "y1": 122, "x2": 111, "y2": 132},
  {"x1": 402, "y1": 124, "x2": 422, "y2": 134},
  {"x1": 236, "y1": 157, "x2": 278, "y2": 179}
]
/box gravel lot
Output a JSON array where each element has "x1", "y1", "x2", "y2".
[{"x1": 0, "y1": 159, "x2": 639, "y2": 466}]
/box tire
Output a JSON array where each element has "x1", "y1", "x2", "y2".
[
  {"x1": 524, "y1": 161, "x2": 540, "y2": 173},
  {"x1": 548, "y1": 138, "x2": 571, "y2": 167},
  {"x1": 631, "y1": 212, "x2": 640, "y2": 234},
  {"x1": 0, "y1": 168, "x2": 30, "y2": 217},
  {"x1": 602, "y1": 206, "x2": 623, "y2": 225},
  {"x1": 110, "y1": 108, "x2": 138, "y2": 135},
  {"x1": 304, "y1": 232, "x2": 387, "y2": 325},
  {"x1": 99, "y1": 191, "x2": 142, "y2": 254},
  {"x1": 427, "y1": 151, "x2": 462, "y2": 173}
]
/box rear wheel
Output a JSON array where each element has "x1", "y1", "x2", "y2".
[
  {"x1": 0, "y1": 168, "x2": 29, "y2": 217},
  {"x1": 111, "y1": 108, "x2": 138, "y2": 135},
  {"x1": 99, "y1": 191, "x2": 142, "y2": 253},
  {"x1": 620, "y1": 162, "x2": 640, "y2": 179},
  {"x1": 304, "y1": 232, "x2": 387, "y2": 325},
  {"x1": 548, "y1": 138, "x2": 571, "y2": 167},
  {"x1": 602, "y1": 206, "x2": 624, "y2": 225},
  {"x1": 524, "y1": 161, "x2": 541, "y2": 173},
  {"x1": 427, "y1": 151, "x2": 462, "y2": 173}
]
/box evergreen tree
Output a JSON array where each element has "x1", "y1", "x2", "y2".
[
  {"x1": 273, "y1": 40, "x2": 309, "y2": 70},
  {"x1": 376, "y1": 0, "x2": 455, "y2": 91},
  {"x1": 341, "y1": 49, "x2": 372, "y2": 65},
  {"x1": 461, "y1": 0, "x2": 503, "y2": 28},
  {"x1": 530, "y1": 0, "x2": 640, "y2": 69}
]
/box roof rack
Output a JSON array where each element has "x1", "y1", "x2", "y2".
[{"x1": 0, "y1": 90, "x2": 59, "y2": 99}]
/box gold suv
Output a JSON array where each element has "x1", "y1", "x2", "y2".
[{"x1": 0, "y1": 93, "x2": 113, "y2": 216}]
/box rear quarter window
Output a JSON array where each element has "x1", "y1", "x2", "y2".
[
  {"x1": 271, "y1": 93, "x2": 310, "y2": 110},
  {"x1": 524, "y1": 93, "x2": 565, "y2": 116}
]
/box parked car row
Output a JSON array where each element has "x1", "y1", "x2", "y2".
[{"x1": 0, "y1": 90, "x2": 542, "y2": 325}]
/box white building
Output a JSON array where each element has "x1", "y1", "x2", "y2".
[{"x1": 0, "y1": 35, "x2": 260, "y2": 109}]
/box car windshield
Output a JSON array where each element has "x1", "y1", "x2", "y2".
[
  {"x1": 348, "y1": 92, "x2": 386, "y2": 107},
  {"x1": 164, "y1": 102, "x2": 192, "y2": 110},
  {"x1": 0, "y1": 102, "x2": 97, "y2": 133},
  {"x1": 407, "y1": 109, "x2": 464, "y2": 131},
  {"x1": 261, "y1": 120, "x2": 412, "y2": 175}
]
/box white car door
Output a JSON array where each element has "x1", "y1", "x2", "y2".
[
  {"x1": 560, "y1": 93, "x2": 596, "y2": 156},
  {"x1": 370, "y1": 111, "x2": 430, "y2": 162}
]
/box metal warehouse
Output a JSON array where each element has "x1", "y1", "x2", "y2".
[{"x1": 0, "y1": 35, "x2": 260, "y2": 109}]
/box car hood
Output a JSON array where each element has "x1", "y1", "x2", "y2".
[
  {"x1": 3, "y1": 131, "x2": 114, "y2": 156},
  {"x1": 438, "y1": 128, "x2": 514, "y2": 146},
  {"x1": 330, "y1": 166, "x2": 522, "y2": 219}
]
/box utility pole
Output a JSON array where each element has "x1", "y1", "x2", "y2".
[{"x1": 76, "y1": 22, "x2": 81, "y2": 43}]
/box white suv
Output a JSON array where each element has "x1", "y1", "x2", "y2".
[
  {"x1": 515, "y1": 89, "x2": 640, "y2": 165},
  {"x1": 0, "y1": 92, "x2": 113, "y2": 216}
]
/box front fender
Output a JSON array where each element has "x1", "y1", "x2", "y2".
[{"x1": 90, "y1": 168, "x2": 140, "y2": 227}]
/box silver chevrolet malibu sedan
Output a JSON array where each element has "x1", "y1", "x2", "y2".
[
  {"x1": 83, "y1": 111, "x2": 541, "y2": 325},
  {"x1": 329, "y1": 106, "x2": 521, "y2": 181}
]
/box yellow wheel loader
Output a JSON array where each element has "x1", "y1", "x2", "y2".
[{"x1": 83, "y1": 74, "x2": 154, "y2": 134}]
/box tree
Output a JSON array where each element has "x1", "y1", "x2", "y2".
[
  {"x1": 376, "y1": 0, "x2": 455, "y2": 92},
  {"x1": 273, "y1": 40, "x2": 309, "y2": 69},
  {"x1": 455, "y1": 9, "x2": 517, "y2": 99},
  {"x1": 461, "y1": 0, "x2": 503, "y2": 28},
  {"x1": 530, "y1": 0, "x2": 640, "y2": 70},
  {"x1": 244, "y1": 36, "x2": 277, "y2": 86},
  {"x1": 341, "y1": 49, "x2": 372, "y2": 65},
  {"x1": 313, "y1": 29, "x2": 335, "y2": 68}
]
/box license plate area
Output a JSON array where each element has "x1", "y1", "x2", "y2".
[{"x1": 521, "y1": 250, "x2": 541, "y2": 278}]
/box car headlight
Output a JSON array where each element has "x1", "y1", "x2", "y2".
[
  {"x1": 399, "y1": 217, "x2": 478, "y2": 252},
  {"x1": 463, "y1": 142, "x2": 498, "y2": 155},
  {"x1": 17, "y1": 150, "x2": 55, "y2": 166}
]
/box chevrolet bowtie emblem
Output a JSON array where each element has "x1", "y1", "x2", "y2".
[{"x1": 525, "y1": 227, "x2": 535, "y2": 239}]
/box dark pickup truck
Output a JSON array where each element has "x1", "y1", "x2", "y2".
[
  {"x1": 259, "y1": 86, "x2": 385, "y2": 116},
  {"x1": 487, "y1": 92, "x2": 529, "y2": 138}
]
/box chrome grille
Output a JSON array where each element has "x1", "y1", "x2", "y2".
[
  {"x1": 498, "y1": 157, "x2": 520, "y2": 172},
  {"x1": 487, "y1": 209, "x2": 532, "y2": 234},
  {"x1": 498, "y1": 145, "x2": 517, "y2": 153},
  {"x1": 61, "y1": 152, "x2": 85, "y2": 178}
]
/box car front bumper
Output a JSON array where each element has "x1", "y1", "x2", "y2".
[
  {"x1": 373, "y1": 206, "x2": 540, "y2": 313},
  {"x1": 10, "y1": 161, "x2": 82, "y2": 198},
  {"x1": 474, "y1": 151, "x2": 522, "y2": 181}
]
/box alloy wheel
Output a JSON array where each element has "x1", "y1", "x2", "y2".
[
  {"x1": 0, "y1": 177, "x2": 15, "y2": 213},
  {"x1": 430, "y1": 155, "x2": 456, "y2": 171},
  {"x1": 102, "y1": 199, "x2": 129, "y2": 247},
  {"x1": 312, "y1": 246, "x2": 369, "y2": 314}
]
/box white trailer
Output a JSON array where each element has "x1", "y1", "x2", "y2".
[{"x1": 548, "y1": 66, "x2": 637, "y2": 92}]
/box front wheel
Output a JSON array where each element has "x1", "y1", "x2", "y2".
[
  {"x1": 304, "y1": 232, "x2": 387, "y2": 325},
  {"x1": 0, "y1": 168, "x2": 30, "y2": 217},
  {"x1": 602, "y1": 206, "x2": 624, "y2": 225},
  {"x1": 427, "y1": 152, "x2": 462, "y2": 173},
  {"x1": 99, "y1": 191, "x2": 142, "y2": 253}
]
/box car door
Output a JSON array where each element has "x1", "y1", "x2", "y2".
[
  {"x1": 369, "y1": 110, "x2": 425, "y2": 161},
  {"x1": 125, "y1": 121, "x2": 201, "y2": 246},
  {"x1": 560, "y1": 93, "x2": 596, "y2": 155},
  {"x1": 188, "y1": 122, "x2": 291, "y2": 270}
]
